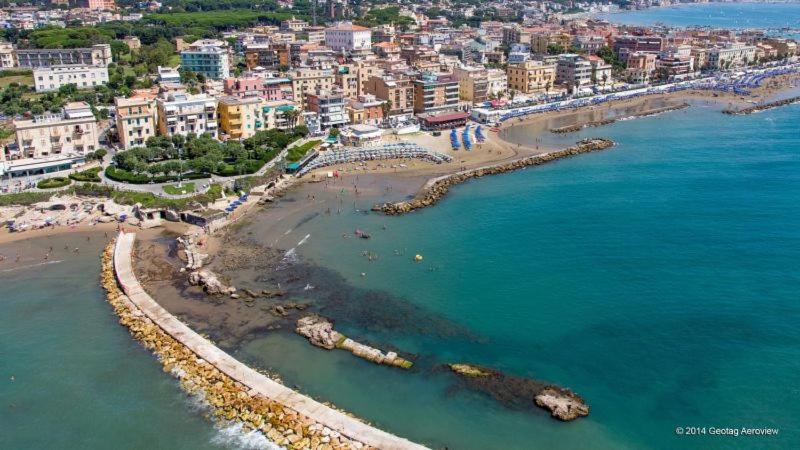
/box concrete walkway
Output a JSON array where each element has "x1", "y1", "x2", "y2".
[{"x1": 113, "y1": 232, "x2": 427, "y2": 450}]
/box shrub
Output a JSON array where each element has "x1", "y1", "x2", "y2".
[
  {"x1": 37, "y1": 177, "x2": 72, "y2": 189},
  {"x1": 69, "y1": 167, "x2": 102, "y2": 182},
  {"x1": 286, "y1": 140, "x2": 320, "y2": 162},
  {"x1": 105, "y1": 166, "x2": 209, "y2": 184}
]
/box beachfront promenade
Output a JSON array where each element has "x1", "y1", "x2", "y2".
[{"x1": 112, "y1": 232, "x2": 428, "y2": 450}]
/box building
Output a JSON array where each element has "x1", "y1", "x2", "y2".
[
  {"x1": 281, "y1": 17, "x2": 309, "y2": 32},
  {"x1": 486, "y1": 68, "x2": 507, "y2": 97},
  {"x1": 33, "y1": 65, "x2": 109, "y2": 92},
  {"x1": 572, "y1": 35, "x2": 606, "y2": 53},
  {"x1": 346, "y1": 94, "x2": 385, "y2": 126},
  {"x1": 418, "y1": 111, "x2": 469, "y2": 131},
  {"x1": 363, "y1": 74, "x2": 415, "y2": 118},
  {"x1": 83, "y1": 0, "x2": 116, "y2": 9},
  {"x1": 306, "y1": 91, "x2": 348, "y2": 130},
  {"x1": 0, "y1": 41, "x2": 16, "y2": 68},
  {"x1": 588, "y1": 57, "x2": 613, "y2": 86},
  {"x1": 261, "y1": 101, "x2": 301, "y2": 131},
  {"x1": 222, "y1": 76, "x2": 293, "y2": 101},
  {"x1": 122, "y1": 36, "x2": 141, "y2": 51},
  {"x1": 506, "y1": 60, "x2": 556, "y2": 94},
  {"x1": 763, "y1": 38, "x2": 797, "y2": 58},
  {"x1": 156, "y1": 93, "x2": 218, "y2": 139},
  {"x1": 625, "y1": 51, "x2": 656, "y2": 84},
  {"x1": 613, "y1": 35, "x2": 664, "y2": 61},
  {"x1": 340, "y1": 124, "x2": 382, "y2": 147},
  {"x1": 14, "y1": 102, "x2": 99, "y2": 159},
  {"x1": 334, "y1": 62, "x2": 383, "y2": 98},
  {"x1": 324, "y1": 22, "x2": 372, "y2": 53},
  {"x1": 217, "y1": 96, "x2": 264, "y2": 140},
  {"x1": 655, "y1": 55, "x2": 693, "y2": 79},
  {"x1": 707, "y1": 43, "x2": 757, "y2": 69},
  {"x1": 157, "y1": 66, "x2": 181, "y2": 84},
  {"x1": 412, "y1": 73, "x2": 460, "y2": 114},
  {"x1": 180, "y1": 40, "x2": 230, "y2": 80},
  {"x1": 243, "y1": 43, "x2": 284, "y2": 70},
  {"x1": 115, "y1": 96, "x2": 157, "y2": 150},
  {"x1": 555, "y1": 54, "x2": 593, "y2": 91},
  {"x1": 453, "y1": 66, "x2": 489, "y2": 104},
  {"x1": 15, "y1": 44, "x2": 112, "y2": 68},
  {"x1": 289, "y1": 68, "x2": 336, "y2": 109}
]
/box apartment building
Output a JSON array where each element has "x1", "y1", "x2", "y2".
[
  {"x1": 281, "y1": 18, "x2": 309, "y2": 32},
  {"x1": 506, "y1": 60, "x2": 556, "y2": 94},
  {"x1": 453, "y1": 65, "x2": 489, "y2": 104},
  {"x1": 261, "y1": 101, "x2": 301, "y2": 131},
  {"x1": 763, "y1": 38, "x2": 797, "y2": 58},
  {"x1": 412, "y1": 73, "x2": 460, "y2": 114},
  {"x1": 486, "y1": 68, "x2": 508, "y2": 96},
  {"x1": 217, "y1": 96, "x2": 264, "y2": 140},
  {"x1": 156, "y1": 93, "x2": 218, "y2": 139},
  {"x1": 556, "y1": 54, "x2": 593, "y2": 91},
  {"x1": 613, "y1": 35, "x2": 664, "y2": 61},
  {"x1": 363, "y1": 74, "x2": 415, "y2": 118},
  {"x1": 16, "y1": 44, "x2": 112, "y2": 68},
  {"x1": 14, "y1": 102, "x2": 99, "y2": 159},
  {"x1": 306, "y1": 90, "x2": 348, "y2": 130},
  {"x1": 289, "y1": 68, "x2": 336, "y2": 109},
  {"x1": 707, "y1": 43, "x2": 757, "y2": 69},
  {"x1": 335, "y1": 62, "x2": 384, "y2": 98},
  {"x1": 346, "y1": 94, "x2": 385, "y2": 126},
  {"x1": 33, "y1": 65, "x2": 109, "y2": 92},
  {"x1": 625, "y1": 51, "x2": 657, "y2": 84},
  {"x1": 115, "y1": 96, "x2": 157, "y2": 150},
  {"x1": 222, "y1": 76, "x2": 293, "y2": 101},
  {"x1": 180, "y1": 40, "x2": 230, "y2": 80}
]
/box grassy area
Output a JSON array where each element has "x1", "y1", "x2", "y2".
[
  {"x1": 163, "y1": 182, "x2": 196, "y2": 195},
  {"x1": 286, "y1": 140, "x2": 321, "y2": 162},
  {"x1": 167, "y1": 54, "x2": 181, "y2": 68},
  {"x1": 0, "y1": 71, "x2": 34, "y2": 89}
]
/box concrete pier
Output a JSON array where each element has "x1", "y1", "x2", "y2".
[{"x1": 112, "y1": 232, "x2": 427, "y2": 450}]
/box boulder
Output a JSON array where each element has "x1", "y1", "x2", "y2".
[
  {"x1": 295, "y1": 315, "x2": 342, "y2": 350},
  {"x1": 188, "y1": 269, "x2": 236, "y2": 295}
]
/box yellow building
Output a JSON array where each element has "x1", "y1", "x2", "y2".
[
  {"x1": 217, "y1": 96, "x2": 264, "y2": 141},
  {"x1": 506, "y1": 60, "x2": 556, "y2": 94},
  {"x1": 115, "y1": 96, "x2": 157, "y2": 150}
]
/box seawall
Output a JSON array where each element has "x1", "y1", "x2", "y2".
[
  {"x1": 723, "y1": 95, "x2": 800, "y2": 115},
  {"x1": 374, "y1": 138, "x2": 615, "y2": 215},
  {"x1": 105, "y1": 233, "x2": 428, "y2": 450}
]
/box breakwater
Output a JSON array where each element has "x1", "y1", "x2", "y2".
[
  {"x1": 723, "y1": 95, "x2": 800, "y2": 115},
  {"x1": 550, "y1": 119, "x2": 615, "y2": 134},
  {"x1": 374, "y1": 138, "x2": 615, "y2": 215},
  {"x1": 103, "y1": 233, "x2": 428, "y2": 450}
]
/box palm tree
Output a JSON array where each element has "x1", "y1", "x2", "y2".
[{"x1": 284, "y1": 109, "x2": 300, "y2": 131}]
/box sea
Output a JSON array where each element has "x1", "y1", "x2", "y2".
[
  {"x1": 0, "y1": 233, "x2": 274, "y2": 450},
  {"x1": 596, "y1": 2, "x2": 800, "y2": 34},
  {"x1": 3, "y1": 6, "x2": 800, "y2": 450},
  {"x1": 228, "y1": 101, "x2": 800, "y2": 450}
]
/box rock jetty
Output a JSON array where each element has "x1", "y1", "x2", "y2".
[
  {"x1": 178, "y1": 234, "x2": 208, "y2": 270},
  {"x1": 550, "y1": 119, "x2": 615, "y2": 133},
  {"x1": 103, "y1": 237, "x2": 427, "y2": 449},
  {"x1": 447, "y1": 363, "x2": 589, "y2": 422},
  {"x1": 723, "y1": 95, "x2": 800, "y2": 115},
  {"x1": 374, "y1": 138, "x2": 615, "y2": 215},
  {"x1": 297, "y1": 315, "x2": 413, "y2": 369}
]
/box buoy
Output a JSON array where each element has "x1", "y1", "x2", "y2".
[{"x1": 414, "y1": 254, "x2": 423, "y2": 262}]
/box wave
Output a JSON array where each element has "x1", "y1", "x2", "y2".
[
  {"x1": 0, "y1": 260, "x2": 63, "y2": 273},
  {"x1": 211, "y1": 422, "x2": 283, "y2": 450},
  {"x1": 276, "y1": 248, "x2": 299, "y2": 271}
]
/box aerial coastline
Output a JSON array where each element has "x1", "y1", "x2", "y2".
[{"x1": 3, "y1": 2, "x2": 800, "y2": 448}]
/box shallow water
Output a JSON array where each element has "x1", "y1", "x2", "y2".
[{"x1": 233, "y1": 103, "x2": 800, "y2": 449}]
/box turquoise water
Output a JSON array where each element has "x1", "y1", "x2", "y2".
[
  {"x1": 238, "y1": 103, "x2": 800, "y2": 449},
  {"x1": 0, "y1": 235, "x2": 264, "y2": 450},
  {"x1": 596, "y1": 2, "x2": 800, "y2": 31}
]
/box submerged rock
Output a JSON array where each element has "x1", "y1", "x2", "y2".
[{"x1": 446, "y1": 363, "x2": 589, "y2": 421}]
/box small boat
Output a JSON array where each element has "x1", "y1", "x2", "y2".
[
  {"x1": 414, "y1": 254, "x2": 423, "y2": 262},
  {"x1": 355, "y1": 229, "x2": 371, "y2": 239}
]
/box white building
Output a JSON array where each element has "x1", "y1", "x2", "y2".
[
  {"x1": 156, "y1": 93, "x2": 218, "y2": 139},
  {"x1": 157, "y1": 66, "x2": 181, "y2": 84},
  {"x1": 708, "y1": 43, "x2": 757, "y2": 69},
  {"x1": 486, "y1": 68, "x2": 508, "y2": 97},
  {"x1": 324, "y1": 22, "x2": 372, "y2": 53},
  {"x1": 13, "y1": 102, "x2": 99, "y2": 159},
  {"x1": 0, "y1": 41, "x2": 15, "y2": 68},
  {"x1": 180, "y1": 40, "x2": 230, "y2": 80},
  {"x1": 33, "y1": 65, "x2": 109, "y2": 92}
]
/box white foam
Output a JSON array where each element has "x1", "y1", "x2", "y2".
[
  {"x1": 1, "y1": 260, "x2": 63, "y2": 273},
  {"x1": 297, "y1": 234, "x2": 311, "y2": 246},
  {"x1": 211, "y1": 421, "x2": 284, "y2": 450}
]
